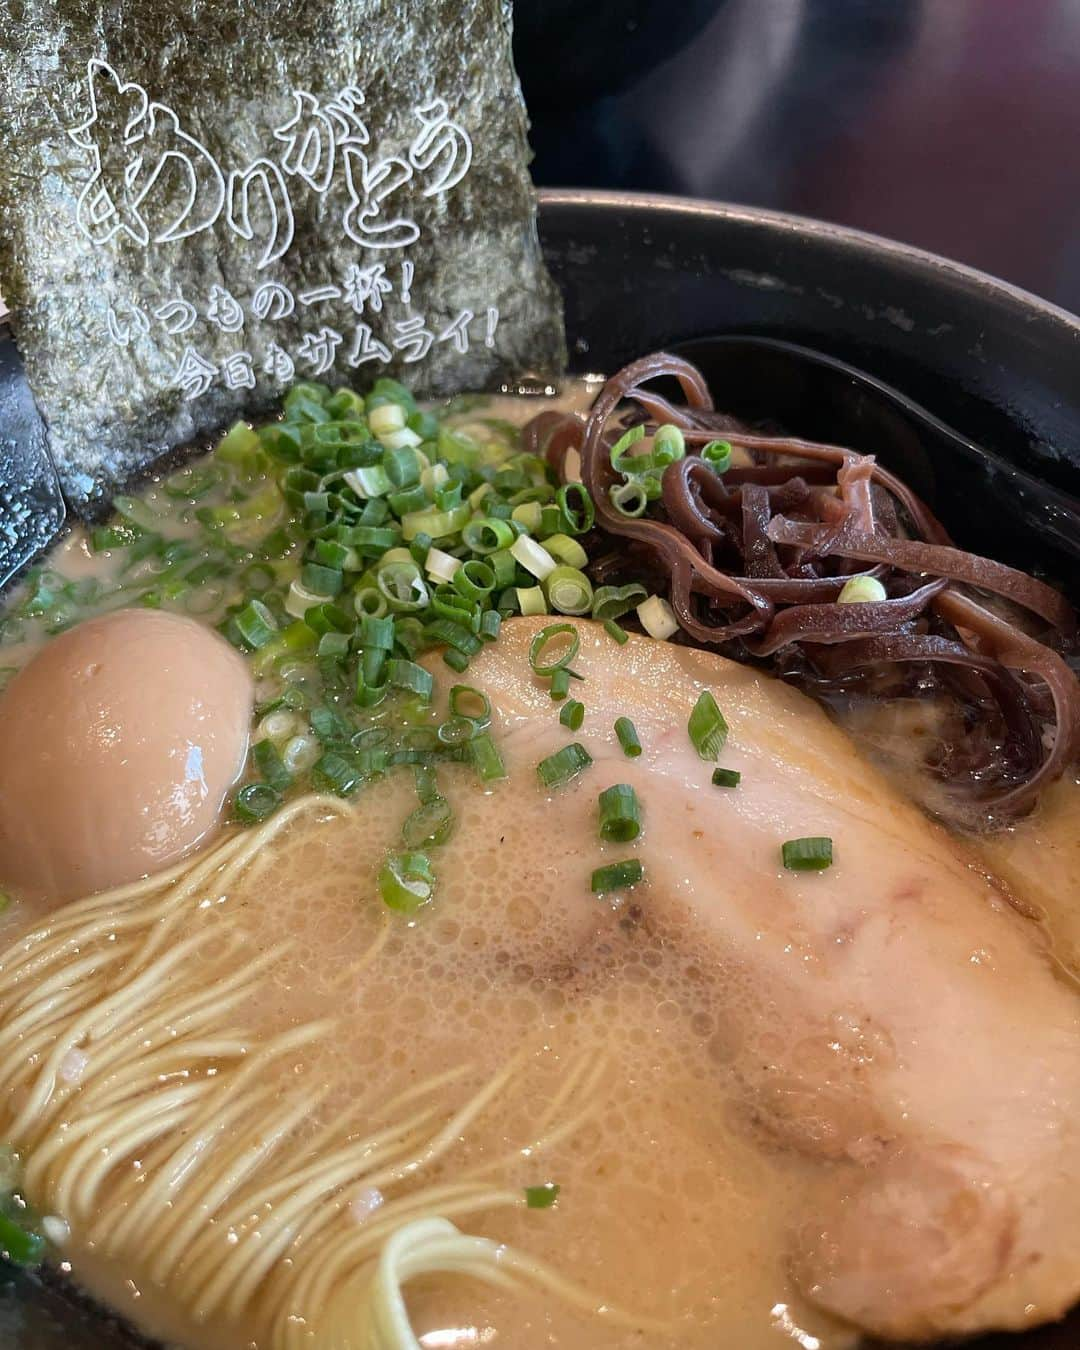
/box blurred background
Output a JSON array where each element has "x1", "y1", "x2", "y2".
[{"x1": 516, "y1": 0, "x2": 1080, "y2": 314}]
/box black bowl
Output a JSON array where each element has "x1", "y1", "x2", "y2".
[{"x1": 2, "y1": 189, "x2": 1079, "y2": 1348}]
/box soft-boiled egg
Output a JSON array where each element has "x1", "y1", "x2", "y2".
[{"x1": 0, "y1": 608, "x2": 253, "y2": 902}]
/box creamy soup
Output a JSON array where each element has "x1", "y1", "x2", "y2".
[{"x1": 0, "y1": 375, "x2": 1076, "y2": 1350}]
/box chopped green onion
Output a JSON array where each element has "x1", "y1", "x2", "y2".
[
  {"x1": 559, "y1": 699, "x2": 585, "y2": 731},
  {"x1": 598, "y1": 783, "x2": 642, "y2": 843},
  {"x1": 443, "y1": 649, "x2": 471, "y2": 674},
  {"x1": 379, "y1": 851, "x2": 436, "y2": 913},
  {"x1": 712, "y1": 767, "x2": 741, "y2": 788},
  {"x1": 424, "y1": 619, "x2": 482, "y2": 657},
  {"x1": 529, "y1": 623, "x2": 581, "y2": 676},
  {"x1": 354, "y1": 585, "x2": 389, "y2": 618},
  {"x1": 369, "y1": 402, "x2": 407, "y2": 437},
  {"x1": 424, "y1": 546, "x2": 462, "y2": 584},
  {"x1": 511, "y1": 501, "x2": 543, "y2": 534},
  {"x1": 549, "y1": 668, "x2": 571, "y2": 700},
  {"x1": 252, "y1": 739, "x2": 293, "y2": 794},
  {"x1": 462, "y1": 517, "x2": 515, "y2": 554},
  {"x1": 361, "y1": 646, "x2": 387, "y2": 686},
  {"x1": 556, "y1": 482, "x2": 594, "y2": 534},
  {"x1": 524, "y1": 1183, "x2": 560, "y2": 1210},
  {"x1": 234, "y1": 782, "x2": 281, "y2": 824},
  {"x1": 0, "y1": 890, "x2": 12, "y2": 915},
  {"x1": 452, "y1": 559, "x2": 496, "y2": 603},
  {"x1": 838, "y1": 575, "x2": 888, "y2": 604},
  {"x1": 510, "y1": 534, "x2": 557, "y2": 580},
  {"x1": 591, "y1": 859, "x2": 644, "y2": 893},
  {"x1": 608, "y1": 423, "x2": 646, "y2": 474},
  {"x1": 653, "y1": 423, "x2": 685, "y2": 464},
  {"x1": 359, "y1": 615, "x2": 394, "y2": 649},
  {"x1": 603, "y1": 619, "x2": 629, "y2": 645},
  {"x1": 400, "y1": 502, "x2": 470, "y2": 541},
  {"x1": 488, "y1": 548, "x2": 517, "y2": 587},
  {"x1": 235, "y1": 599, "x2": 279, "y2": 649},
  {"x1": 701, "y1": 440, "x2": 733, "y2": 473},
  {"x1": 449, "y1": 685, "x2": 492, "y2": 725},
  {"x1": 300, "y1": 561, "x2": 344, "y2": 598},
  {"x1": 543, "y1": 566, "x2": 593, "y2": 616},
  {"x1": 688, "y1": 691, "x2": 729, "y2": 761},
  {"x1": 286, "y1": 578, "x2": 329, "y2": 620},
  {"x1": 609, "y1": 480, "x2": 648, "y2": 518},
  {"x1": 313, "y1": 750, "x2": 366, "y2": 796},
  {"x1": 402, "y1": 798, "x2": 454, "y2": 848},
  {"x1": 469, "y1": 732, "x2": 507, "y2": 782},
  {"x1": 387, "y1": 659, "x2": 434, "y2": 700},
  {"x1": 343, "y1": 466, "x2": 393, "y2": 498},
  {"x1": 310, "y1": 704, "x2": 352, "y2": 744},
  {"x1": 542, "y1": 533, "x2": 589, "y2": 570},
  {"x1": 516, "y1": 585, "x2": 548, "y2": 616},
  {"x1": 614, "y1": 717, "x2": 642, "y2": 758},
  {"x1": 0, "y1": 1208, "x2": 47, "y2": 1267},
  {"x1": 537, "y1": 742, "x2": 593, "y2": 790},
  {"x1": 592, "y1": 582, "x2": 648, "y2": 622},
  {"x1": 479, "y1": 609, "x2": 502, "y2": 641},
  {"x1": 637, "y1": 594, "x2": 679, "y2": 640},
  {"x1": 782, "y1": 837, "x2": 834, "y2": 871},
  {"x1": 376, "y1": 561, "x2": 429, "y2": 613}
]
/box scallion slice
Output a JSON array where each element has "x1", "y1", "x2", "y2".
[
  {"x1": 469, "y1": 732, "x2": 507, "y2": 782},
  {"x1": 559, "y1": 699, "x2": 585, "y2": 731},
  {"x1": 542, "y1": 533, "x2": 589, "y2": 569},
  {"x1": 401, "y1": 798, "x2": 454, "y2": 848},
  {"x1": 524, "y1": 1183, "x2": 560, "y2": 1210},
  {"x1": 424, "y1": 546, "x2": 462, "y2": 584},
  {"x1": 544, "y1": 566, "x2": 593, "y2": 616},
  {"x1": 701, "y1": 440, "x2": 733, "y2": 473},
  {"x1": 591, "y1": 859, "x2": 644, "y2": 893},
  {"x1": 234, "y1": 782, "x2": 281, "y2": 824},
  {"x1": 529, "y1": 623, "x2": 580, "y2": 676},
  {"x1": 510, "y1": 534, "x2": 557, "y2": 580},
  {"x1": 609, "y1": 480, "x2": 649, "y2": 518},
  {"x1": 653, "y1": 423, "x2": 685, "y2": 464},
  {"x1": 614, "y1": 717, "x2": 642, "y2": 758},
  {"x1": 603, "y1": 619, "x2": 629, "y2": 645},
  {"x1": 516, "y1": 585, "x2": 548, "y2": 616},
  {"x1": 537, "y1": 742, "x2": 592, "y2": 789},
  {"x1": 637, "y1": 594, "x2": 678, "y2": 640},
  {"x1": 235, "y1": 599, "x2": 278, "y2": 649},
  {"x1": 592, "y1": 582, "x2": 648, "y2": 622},
  {"x1": 549, "y1": 667, "x2": 571, "y2": 701},
  {"x1": 712, "y1": 767, "x2": 741, "y2": 788},
  {"x1": 598, "y1": 783, "x2": 642, "y2": 843},
  {"x1": 556, "y1": 482, "x2": 594, "y2": 534},
  {"x1": 252, "y1": 739, "x2": 293, "y2": 794},
  {"x1": 837, "y1": 575, "x2": 888, "y2": 604},
  {"x1": 379, "y1": 851, "x2": 436, "y2": 913},
  {"x1": 387, "y1": 659, "x2": 434, "y2": 700},
  {"x1": 462, "y1": 517, "x2": 515, "y2": 554},
  {"x1": 688, "y1": 691, "x2": 729, "y2": 761},
  {"x1": 781, "y1": 837, "x2": 833, "y2": 871},
  {"x1": 452, "y1": 558, "x2": 496, "y2": 603},
  {"x1": 359, "y1": 615, "x2": 394, "y2": 649},
  {"x1": 449, "y1": 684, "x2": 492, "y2": 725}
]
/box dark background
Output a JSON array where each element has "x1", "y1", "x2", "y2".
[{"x1": 516, "y1": 0, "x2": 1080, "y2": 316}]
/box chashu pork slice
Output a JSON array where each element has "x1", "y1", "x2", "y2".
[{"x1": 455, "y1": 616, "x2": 1080, "y2": 1342}]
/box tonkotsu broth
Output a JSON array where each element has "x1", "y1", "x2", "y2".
[{"x1": 0, "y1": 383, "x2": 1077, "y2": 1350}]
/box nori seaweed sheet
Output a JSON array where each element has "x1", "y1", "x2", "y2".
[{"x1": 0, "y1": 0, "x2": 565, "y2": 510}]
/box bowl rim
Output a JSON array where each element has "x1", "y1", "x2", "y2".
[{"x1": 536, "y1": 187, "x2": 1080, "y2": 335}]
